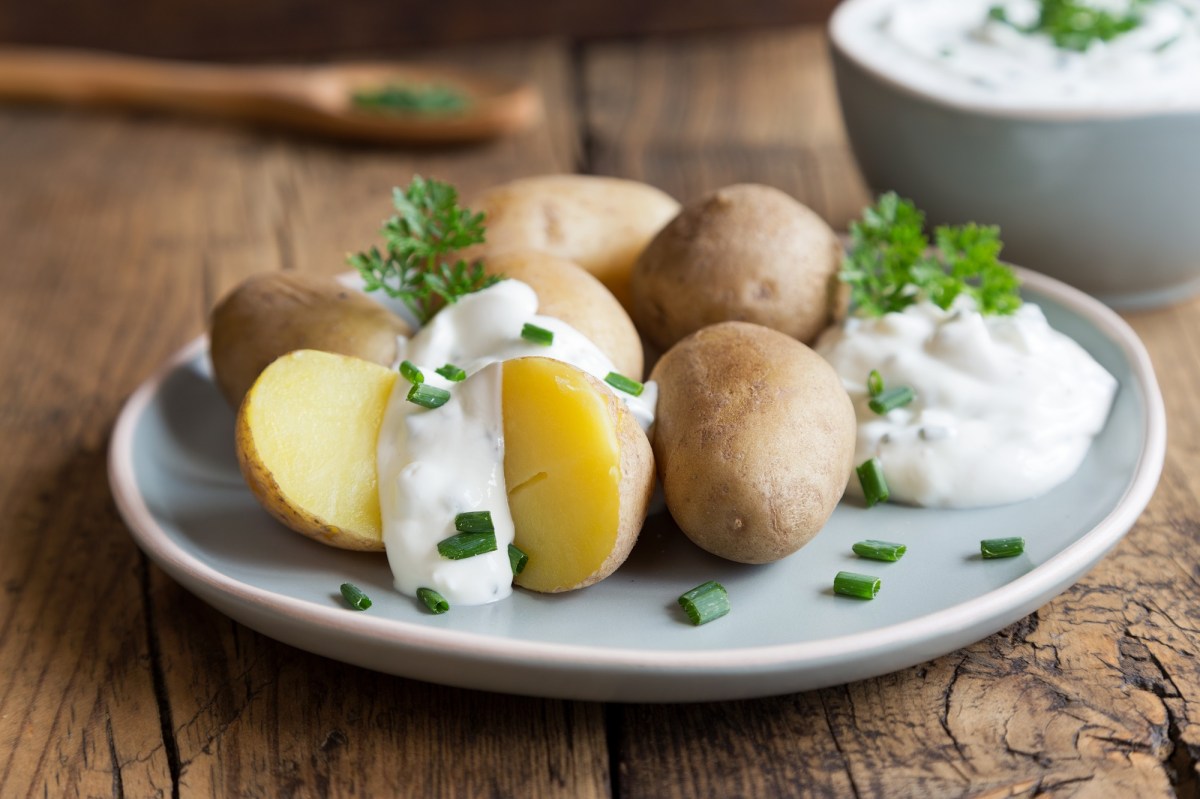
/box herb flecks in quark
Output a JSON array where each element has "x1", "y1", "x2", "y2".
[
  {"x1": 840, "y1": 192, "x2": 1021, "y2": 318},
  {"x1": 988, "y1": 0, "x2": 1148, "y2": 53},
  {"x1": 351, "y1": 84, "x2": 469, "y2": 115},
  {"x1": 349, "y1": 176, "x2": 500, "y2": 325}
]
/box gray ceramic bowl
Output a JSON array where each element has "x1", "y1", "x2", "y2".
[{"x1": 829, "y1": 0, "x2": 1200, "y2": 309}]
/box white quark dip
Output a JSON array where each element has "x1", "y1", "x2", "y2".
[
  {"x1": 816, "y1": 299, "x2": 1118, "y2": 508},
  {"x1": 839, "y1": 0, "x2": 1200, "y2": 109},
  {"x1": 376, "y1": 279, "x2": 657, "y2": 605}
]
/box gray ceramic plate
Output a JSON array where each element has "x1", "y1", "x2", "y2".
[{"x1": 109, "y1": 269, "x2": 1165, "y2": 702}]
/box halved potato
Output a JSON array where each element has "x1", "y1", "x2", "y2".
[
  {"x1": 503, "y1": 357, "x2": 654, "y2": 592},
  {"x1": 236, "y1": 349, "x2": 396, "y2": 551},
  {"x1": 236, "y1": 351, "x2": 655, "y2": 590}
]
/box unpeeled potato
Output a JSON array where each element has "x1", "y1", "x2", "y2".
[
  {"x1": 210, "y1": 272, "x2": 410, "y2": 409},
  {"x1": 464, "y1": 174, "x2": 680, "y2": 311},
  {"x1": 650, "y1": 322, "x2": 856, "y2": 564},
  {"x1": 631, "y1": 184, "x2": 844, "y2": 352},
  {"x1": 484, "y1": 251, "x2": 644, "y2": 380},
  {"x1": 236, "y1": 350, "x2": 654, "y2": 590}
]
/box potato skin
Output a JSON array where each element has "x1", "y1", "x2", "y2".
[
  {"x1": 464, "y1": 174, "x2": 680, "y2": 311},
  {"x1": 631, "y1": 183, "x2": 845, "y2": 352},
  {"x1": 650, "y1": 322, "x2": 856, "y2": 564},
  {"x1": 484, "y1": 251, "x2": 644, "y2": 379},
  {"x1": 210, "y1": 272, "x2": 410, "y2": 409}
]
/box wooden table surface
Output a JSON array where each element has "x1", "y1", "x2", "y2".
[{"x1": 2, "y1": 26, "x2": 1198, "y2": 798}]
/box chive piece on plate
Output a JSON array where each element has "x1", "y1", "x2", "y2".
[
  {"x1": 437, "y1": 531, "x2": 498, "y2": 560},
  {"x1": 981, "y1": 537, "x2": 1025, "y2": 559},
  {"x1": 834, "y1": 571, "x2": 881, "y2": 599},
  {"x1": 857, "y1": 458, "x2": 890, "y2": 508},
  {"x1": 604, "y1": 371, "x2": 645, "y2": 397},
  {"x1": 417, "y1": 587, "x2": 450, "y2": 614},
  {"x1": 454, "y1": 510, "x2": 495, "y2": 534},
  {"x1": 508, "y1": 543, "x2": 528, "y2": 576},
  {"x1": 852, "y1": 539, "x2": 907, "y2": 562},
  {"x1": 407, "y1": 382, "x2": 451, "y2": 409},
  {"x1": 400, "y1": 359, "x2": 424, "y2": 384},
  {"x1": 869, "y1": 385, "x2": 915, "y2": 415},
  {"x1": 339, "y1": 582, "x2": 372, "y2": 611},
  {"x1": 677, "y1": 580, "x2": 730, "y2": 626},
  {"x1": 520, "y1": 322, "x2": 554, "y2": 346},
  {"x1": 867, "y1": 369, "x2": 884, "y2": 398},
  {"x1": 436, "y1": 363, "x2": 467, "y2": 382}
]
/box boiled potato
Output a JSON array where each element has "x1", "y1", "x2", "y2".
[
  {"x1": 631, "y1": 184, "x2": 844, "y2": 352},
  {"x1": 236, "y1": 349, "x2": 396, "y2": 551},
  {"x1": 485, "y1": 251, "x2": 644, "y2": 379},
  {"x1": 236, "y1": 351, "x2": 654, "y2": 590},
  {"x1": 210, "y1": 272, "x2": 410, "y2": 409},
  {"x1": 504, "y1": 356, "x2": 654, "y2": 592},
  {"x1": 464, "y1": 174, "x2": 680, "y2": 311},
  {"x1": 650, "y1": 322, "x2": 855, "y2": 564}
]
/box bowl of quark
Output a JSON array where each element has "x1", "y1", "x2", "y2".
[{"x1": 829, "y1": 0, "x2": 1200, "y2": 309}]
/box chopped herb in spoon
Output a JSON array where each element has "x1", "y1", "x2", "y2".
[
  {"x1": 349, "y1": 176, "x2": 501, "y2": 324},
  {"x1": 840, "y1": 192, "x2": 1021, "y2": 318},
  {"x1": 988, "y1": 0, "x2": 1148, "y2": 53},
  {"x1": 352, "y1": 84, "x2": 468, "y2": 114}
]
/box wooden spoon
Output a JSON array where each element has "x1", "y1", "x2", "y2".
[{"x1": 0, "y1": 46, "x2": 543, "y2": 144}]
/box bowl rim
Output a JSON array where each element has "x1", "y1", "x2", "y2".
[{"x1": 829, "y1": 0, "x2": 1200, "y2": 122}]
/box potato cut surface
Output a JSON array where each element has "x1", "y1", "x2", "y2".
[
  {"x1": 502, "y1": 358, "x2": 622, "y2": 592},
  {"x1": 238, "y1": 350, "x2": 397, "y2": 548}
]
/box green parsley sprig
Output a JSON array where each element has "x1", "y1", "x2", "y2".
[
  {"x1": 840, "y1": 193, "x2": 1021, "y2": 318},
  {"x1": 351, "y1": 84, "x2": 469, "y2": 115},
  {"x1": 349, "y1": 176, "x2": 500, "y2": 325},
  {"x1": 988, "y1": 0, "x2": 1147, "y2": 53}
]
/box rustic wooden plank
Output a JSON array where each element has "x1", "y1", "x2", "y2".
[
  {"x1": 0, "y1": 0, "x2": 838, "y2": 60},
  {"x1": 582, "y1": 27, "x2": 870, "y2": 228},
  {"x1": 0, "y1": 39, "x2": 612, "y2": 798},
  {"x1": 585, "y1": 27, "x2": 1200, "y2": 799}
]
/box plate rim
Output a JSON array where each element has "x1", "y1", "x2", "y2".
[{"x1": 108, "y1": 267, "x2": 1167, "y2": 676}]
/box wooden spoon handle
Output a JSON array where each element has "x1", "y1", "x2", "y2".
[{"x1": 0, "y1": 47, "x2": 304, "y2": 115}]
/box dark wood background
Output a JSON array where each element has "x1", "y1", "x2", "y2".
[{"x1": 0, "y1": 0, "x2": 840, "y2": 58}]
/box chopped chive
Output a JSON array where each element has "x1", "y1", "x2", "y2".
[
  {"x1": 981, "y1": 537, "x2": 1025, "y2": 559},
  {"x1": 604, "y1": 371, "x2": 645, "y2": 397},
  {"x1": 454, "y1": 510, "x2": 495, "y2": 534},
  {"x1": 508, "y1": 543, "x2": 528, "y2": 575},
  {"x1": 437, "y1": 531, "x2": 497, "y2": 560},
  {"x1": 677, "y1": 580, "x2": 730, "y2": 626},
  {"x1": 520, "y1": 322, "x2": 554, "y2": 346},
  {"x1": 869, "y1": 386, "x2": 915, "y2": 415},
  {"x1": 435, "y1": 362, "x2": 467, "y2": 382},
  {"x1": 407, "y1": 382, "x2": 451, "y2": 409},
  {"x1": 400, "y1": 359, "x2": 424, "y2": 384},
  {"x1": 417, "y1": 587, "x2": 450, "y2": 614},
  {"x1": 852, "y1": 539, "x2": 907, "y2": 562},
  {"x1": 867, "y1": 369, "x2": 884, "y2": 397},
  {"x1": 339, "y1": 582, "x2": 372, "y2": 611},
  {"x1": 834, "y1": 571, "x2": 881, "y2": 599},
  {"x1": 857, "y1": 458, "x2": 890, "y2": 508}
]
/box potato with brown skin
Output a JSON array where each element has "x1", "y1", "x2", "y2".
[
  {"x1": 484, "y1": 250, "x2": 644, "y2": 380},
  {"x1": 463, "y1": 174, "x2": 680, "y2": 311},
  {"x1": 650, "y1": 322, "x2": 856, "y2": 564},
  {"x1": 631, "y1": 183, "x2": 845, "y2": 352},
  {"x1": 210, "y1": 272, "x2": 411, "y2": 409}
]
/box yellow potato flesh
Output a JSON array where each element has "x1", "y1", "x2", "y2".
[
  {"x1": 240, "y1": 350, "x2": 396, "y2": 547},
  {"x1": 502, "y1": 358, "x2": 622, "y2": 592}
]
